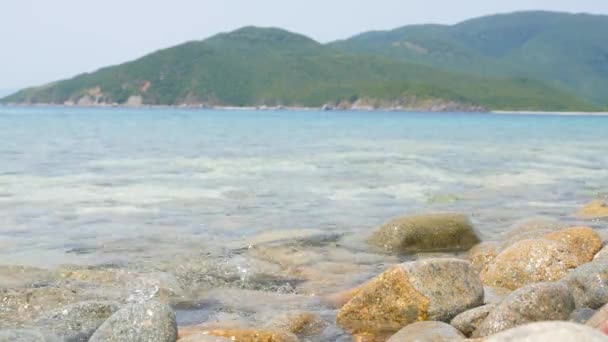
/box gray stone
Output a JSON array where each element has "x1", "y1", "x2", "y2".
[
  {"x1": 88, "y1": 300, "x2": 177, "y2": 342},
  {"x1": 0, "y1": 329, "x2": 49, "y2": 342},
  {"x1": 368, "y1": 213, "x2": 480, "y2": 253},
  {"x1": 32, "y1": 301, "x2": 120, "y2": 342},
  {"x1": 472, "y1": 282, "x2": 575, "y2": 338},
  {"x1": 483, "y1": 321, "x2": 607, "y2": 342},
  {"x1": 566, "y1": 261, "x2": 608, "y2": 309},
  {"x1": 450, "y1": 304, "x2": 495, "y2": 337},
  {"x1": 387, "y1": 321, "x2": 465, "y2": 341},
  {"x1": 569, "y1": 308, "x2": 596, "y2": 324}
]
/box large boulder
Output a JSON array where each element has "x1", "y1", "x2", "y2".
[
  {"x1": 577, "y1": 200, "x2": 608, "y2": 219},
  {"x1": 368, "y1": 213, "x2": 480, "y2": 253},
  {"x1": 472, "y1": 282, "x2": 575, "y2": 338},
  {"x1": 336, "y1": 259, "x2": 484, "y2": 336},
  {"x1": 32, "y1": 301, "x2": 120, "y2": 342},
  {"x1": 88, "y1": 300, "x2": 177, "y2": 342},
  {"x1": 565, "y1": 261, "x2": 608, "y2": 309},
  {"x1": 499, "y1": 218, "x2": 566, "y2": 249},
  {"x1": 387, "y1": 321, "x2": 465, "y2": 342},
  {"x1": 450, "y1": 304, "x2": 495, "y2": 337},
  {"x1": 543, "y1": 226, "x2": 602, "y2": 263},
  {"x1": 481, "y1": 322, "x2": 607, "y2": 342},
  {"x1": 481, "y1": 239, "x2": 580, "y2": 290}
]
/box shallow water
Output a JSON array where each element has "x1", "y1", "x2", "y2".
[{"x1": 0, "y1": 106, "x2": 607, "y2": 331}]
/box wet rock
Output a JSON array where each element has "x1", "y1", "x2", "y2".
[
  {"x1": 0, "y1": 265, "x2": 54, "y2": 288},
  {"x1": 0, "y1": 286, "x2": 81, "y2": 324},
  {"x1": 565, "y1": 261, "x2": 608, "y2": 309},
  {"x1": 178, "y1": 335, "x2": 231, "y2": 342},
  {"x1": 586, "y1": 302, "x2": 608, "y2": 334},
  {"x1": 577, "y1": 200, "x2": 608, "y2": 219},
  {"x1": 31, "y1": 301, "x2": 120, "y2": 342},
  {"x1": 0, "y1": 329, "x2": 50, "y2": 342},
  {"x1": 450, "y1": 304, "x2": 495, "y2": 337},
  {"x1": 322, "y1": 285, "x2": 363, "y2": 308},
  {"x1": 368, "y1": 213, "x2": 480, "y2": 253},
  {"x1": 544, "y1": 226, "x2": 602, "y2": 263},
  {"x1": 178, "y1": 326, "x2": 298, "y2": 342},
  {"x1": 88, "y1": 300, "x2": 177, "y2": 342},
  {"x1": 469, "y1": 242, "x2": 498, "y2": 273},
  {"x1": 481, "y1": 239, "x2": 580, "y2": 290},
  {"x1": 336, "y1": 258, "x2": 483, "y2": 336},
  {"x1": 500, "y1": 217, "x2": 566, "y2": 249},
  {"x1": 472, "y1": 282, "x2": 575, "y2": 338},
  {"x1": 198, "y1": 288, "x2": 320, "y2": 314},
  {"x1": 264, "y1": 311, "x2": 327, "y2": 337},
  {"x1": 569, "y1": 308, "x2": 596, "y2": 324},
  {"x1": 387, "y1": 321, "x2": 465, "y2": 341},
  {"x1": 482, "y1": 321, "x2": 607, "y2": 341}
]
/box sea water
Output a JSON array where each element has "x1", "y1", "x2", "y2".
[{"x1": 0, "y1": 106, "x2": 607, "y2": 268}]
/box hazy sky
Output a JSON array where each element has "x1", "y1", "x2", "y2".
[{"x1": 2, "y1": 0, "x2": 608, "y2": 91}]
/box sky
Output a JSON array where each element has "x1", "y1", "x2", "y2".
[{"x1": 2, "y1": 0, "x2": 608, "y2": 92}]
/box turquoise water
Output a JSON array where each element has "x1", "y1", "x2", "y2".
[{"x1": 0, "y1": 106, "x2": 607, "y2": 268}]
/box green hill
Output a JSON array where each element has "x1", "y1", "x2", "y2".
[
  {"x1": 331, "y1": 11, "x2": 608, "y2": 107},
  {"x1": 2, "y1": 12, "x2": 606, "y2": 111}
]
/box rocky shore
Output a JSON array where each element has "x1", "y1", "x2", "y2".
[{"x1": 1, "y1": 199, "x2": 608, "y2": 341}]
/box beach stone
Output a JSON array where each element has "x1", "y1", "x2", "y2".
[
  {"x1": 481, "y1": 239, "x2": 580, "y2": 290},
  {"x1": 264, "y1": 311, "x2": 327, "y2": 337},
  {"x1": 178, "y1": 335, "x2": 231, "y2": 342},
  {"x1": 483, "y1": 287, "x2": 511, "y2": 305},
  {"x1": 31, "y1": 301, "x2": 120, "y2": 342},
  {"x1": 0, "y1": 286, "x2": 82, "y2": 324},
  {"x1": 0, "y1": 329, "x2": 50, "y2": 342},
  {"x1": 565, "y1": 261, "x2": 608, "y2": 309},
  {"x1": 387, "y1": 321, "x2": 465, "y2": 341},
  {"x1": 586, "y1": 302, "x2": 608, "y2": 334},
  {"x1": 336, "y1": 258, "x2": 484, "y2": 336},
  {"x1": 88, "y1": 300, "x2": 177, "y2": 342},
  {"x1": 482, "y1": 321, "x2": 607, "y2": 341},
  {"x1": 368, "y1": 213, "x2": 480, "y2": 253},
  {"x1": 469, "y1": 242, "x2": 498, "y2": 273},
  {"x1": 577, "y1": 200, "x2": 608, "y2": 219},
  {"x1": 450, "y1": 304, "x2": 495, "y2": 337},
  {"x1": 500, "y1": 217, "x2": 567, "y2": 249},
  {"x1": 178, "y1": 326, "x2": 298, "y2": 342},
  {"x1": 569, "y1": 308, "x2": 596, "y2": 324},
  {"x1": 544, "y1": 226, "x2": 602, "y2": 263},
  {"x1": 472, "y1": 282, "x2": 575, "y2": 338}
]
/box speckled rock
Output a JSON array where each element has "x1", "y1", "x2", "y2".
[
  {"x1": 586, "y1": 302, "x2": 608, "y2": 334},
  {"x1": 569, "y1": 308, "x2": 596, "y2": 324},
  {"x1": 472, "y1": 282, "x2": 575, "y2": 338},
  {"x1": 450, "y1": 304, "x2": 495, "y2": 337},
  {"x1": 264, "y1": 311, "x2": 327, "y2": 337},
  {"x1": 0, "y1": 329, "x2": 50, "y2": 342},
  {"x1": 565, "y1": 261, "x2": 608, "y2": 309},
  {"x1": 32, "y1": 301, "x2": 120, "y2": 342},
  {"x1": 0, "y1": 286, "x2": 82, "y2": 324},
  {"x1": 577, "y1": 200, "x2": 608, "y2": 219},
  {"x1": 482, "y1": 322, "x2": 607, "y2": 341},
  {"x1": 337, "y1": 259, "x2": 484, "y2": 336},
  {"x1": 544, "y1": 226, "x2": 602, "y2": 263},
  {"x1": 88, "y1": 300, "x2": 177, "y2": 342},
  {"x1": 387, "y1": 321, "x2": 465, "y2": 341},
  {"x1": 469, "y1": 242, "x2": 499, "y2": 273},
  {"x1": 178, "y1": 326, "x2": 298, "y2": 342},
  {"x1": 368, "y1": 213, "x2": 480, "y2": 253},
  {"x1": 500, "y1": 217, "x2": 567, "y2": 249},
  {"x1": 481, "y1": 239, "x2": 580, "y2": 290}
]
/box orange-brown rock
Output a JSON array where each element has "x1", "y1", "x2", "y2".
[
  {"x1": 481, "y1": 239, "x2": 580, "y2": 290},
  {"x1": 336, "y1": 259, "x2": 483, "y2": 336},
  {"x1": 469, "y1": 242, "x2": 499, "y2": 273},
  {"x1": 264, "y1": 311, "x2": 326, "y2": 337},
  {"x1": 577, "y1": 200, "x2": 608, "y2": 219},
  {"x1": 178, "y1": 326, "x2": 298, "y2": 342},
  {"x1": 544, "y1": 226, "x2": 602, "y2": 263}
]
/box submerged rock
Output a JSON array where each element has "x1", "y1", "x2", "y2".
[
  {"x1": 569, "y1": 308, "x2": 596, "y2": 324},
  {"x1": 543, "y1": 226, "x2": 602, "y2": 263},
  {"x1": 178, "y1": 334, "x2": 231, "y2": 342},
  {"x1": 178, "y1": 326, "x2": 298, "y2": 342},
  {"x1": 450, "y1": 304, "x2": 495, "y2": 337},
  {"x1": 264, "y1": 311, "x2": 327, "y2": 337},
  {"x1": 368, "y1": 213, "x2": 480, "y2": 253},
  {"x1": 387, "y1": 321, "x2": 465, "y2": 341},
  {"x1": 336, "y1": 258, "x2": 483, "y2": 336},
  {"x1": 481, "y1": 239, "x2": 580, "y2": 290},
  {"x1": 31, "y1": 301, "x2": 120, "y2": 342},
  {"x1": 577, "y1": 200, "x2": 608, "y2": 219},
  {"x1": 472, "y1": 282, "x2": 575, "y2": 338},
  {"x1": 88, "y1": 300, "x2": 177, "y2": 342},
  {"x1": 565, "y1": 261, "x2": 608, "y2": 309},
  {"x1": 0, "y1": 329, "x2": 51, "y2": 342},
  {"x1": 482, "y1": 321, "x2": 607, "y2": 341},
  {"x1": 0, "y1": 265, "x2": 54, "y2": 289},
  {"x1": 0, "y1": 286, "x2": 82, "y2": 325}
]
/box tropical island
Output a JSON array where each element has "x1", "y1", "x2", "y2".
[{"x1": 2, "y1": 11, "x2": 608, "y2": 112}]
